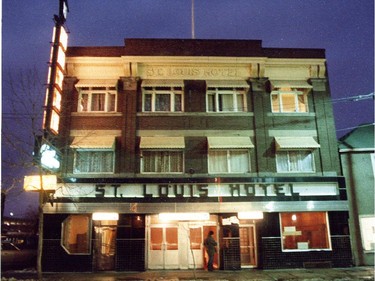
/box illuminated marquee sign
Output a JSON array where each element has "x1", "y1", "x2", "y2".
[
  {"x1": 54, "y1": 182, "x2": 339, "y2": 201},
  {"x1": 43, "y1": 24, "x2": 68, "y2": 135}
]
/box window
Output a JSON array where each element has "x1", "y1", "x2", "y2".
[
  {"x1": 78, "y1": 87, "x2": 116, "y2": 112},
  {"x1": 141, "y1": 150, "x2": 184, "y2": 173},
  {"x1": 142, "y1": 86, "x2": 183, "y2": 112},
  {"x1": 207, "y1": 87, "x2": 247, "y2": 112},
  {"x1": 61, "y1": 215, "x2": 91, "y2": 255},
  {"x1": 209, "y1": 149, "x2": 250, "y2": 173},
  {"x1": 271, "y1": 88, "x2": 308, "y2": 113},
  {"x1": 74, "y1": 150, "x2": 114, "y2": 173},
  {"x1": 276, "y1": 150, "x2": 314, "y2": 172},
  {"x1": 280, "y1": 212, "x2": 331, "y2": 251}
]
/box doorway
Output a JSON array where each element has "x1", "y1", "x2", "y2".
[
  {"x1": 148, "y1": 225, "x2": 179, "y2": 269},
  {"x1": 239, "y1": 224, "x2": 257, "y2": 268},
  {"x1": 93, "y1": 221, "x2": 117, "y2": 271},
  {"x1": 147, "y1": 215, "x2": 218, "y2": 269}
]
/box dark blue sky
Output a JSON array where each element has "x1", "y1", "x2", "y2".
[{"x1": 2, "y1": 0, "x2": 374, "y2": 217}]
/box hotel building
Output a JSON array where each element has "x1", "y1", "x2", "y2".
[{"x1": 40, "y1": 38, "x2": 352, "y2": 271}]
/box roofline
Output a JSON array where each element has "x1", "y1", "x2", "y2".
[{"x1": 66, "y1": 38, "x2": 326, "y2": 59}]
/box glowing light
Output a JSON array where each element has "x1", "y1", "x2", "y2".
[
  {"x1": 23, "y1": 175, "x2": 57, "y2": 191},
  {"x1": 92, "y1": 212, "x2": 119, "y2": 221},
  {"x1": 265, "y1": 201, "x2": 275, "y2": 212},
  {"x1": 238, "y1": 211, "x2": 264, "y2": 220},
  {"x1": 40, "y1": 143, "x2": 60, "y2": 170},
  {"x1": 159, "y1": 212, "x2": 209, "y2": 221},
  {"x1": 292, "y1": 214, "x2": 297, "y2": 221},
  {"x1": 307, "y1": 201, "x2": 315, "y2": 210}
]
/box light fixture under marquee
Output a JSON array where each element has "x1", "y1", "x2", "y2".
[
  {"x1": 159, "y1": 212, "x2": 210, "y2": 221},
  {"x1": 92, "y1": 212, "x2": 119, "y2": 221},
  {"x1": 238, "y1": 211, "x2": 264, "y2": 220}
]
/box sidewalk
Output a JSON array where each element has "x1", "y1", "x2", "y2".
[{"x1": 1, "y1": 267, "x2": 374, "y2": 281}]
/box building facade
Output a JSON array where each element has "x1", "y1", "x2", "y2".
[
  {"x1": 41, "y1": 39, "x2": 352, "y2": 271},
  {"x1": 339, "y1": 123, "x2": 375, "y2": 266}
]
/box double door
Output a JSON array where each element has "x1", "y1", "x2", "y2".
[{"x1": 148, "y1": 222, "x2": 218, "y2": 269}]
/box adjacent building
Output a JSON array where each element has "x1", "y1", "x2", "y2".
[
  {"x1": 339, "y1": 123, "x2": 375, "y2": 266},
  {"x1": 40, "y1": 38, "x2": 352, "y2": 271}
]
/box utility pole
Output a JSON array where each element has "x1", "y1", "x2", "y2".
[{"x1": 192, "y1": 0, "x2": 195, "y2": 39}]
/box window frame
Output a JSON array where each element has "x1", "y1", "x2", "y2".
[
  {"x1": 271, "y1": 88, "x2": 309, "y2": 113},
  {"x1": 206, "y1": 87, "x2": 247, "y2": 112},
  {"x1": 208, "y1": 149, "x2": 251, "y2": 174},
  {"x1": 73, "y1": 148, "x2": 115, "y2": 174},
  {"x1": 141, "y1": 149, "x2": 184, "y2": 174},
  {"x1": 280, "y1": 212, "x2": 332, "y2": 252},
  {"x1": 78, "y1": 87, "x2": 117, "y2": 113},
  {"x1": 142, "y1": 86, "x2": 184, "y2": 112},
  {"x1": 61, "y1": 214, "x2": 91, "y2": 255},
  {"x1": 276, "y1": 150, "x2": 315, "y2": 173}
]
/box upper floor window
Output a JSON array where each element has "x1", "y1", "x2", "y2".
[
  {"x1": 71, "y1": 136, "x2": 116, "y2": 174},
  {"x1": 276, "y1": 150, "x2": 314, "y2": 172},
  {"x1": 139, "y1": 137, "x2": 185, "y2": 173},
  {"x1": 207, "y1": 137, "x2": 253, "y2": 173},
  {"x1": 78, "y1": 88, "x2": 117, "y2": 112},
  {"x1": 142, "y1": 80, "x2": 184, "y2": 112},
  {"x1": 74, "y1": 150, "x2": 114, "y2": 173},
  {"x1": 270, "y1": 80, "x2": 312, "y2": 113},
  {"x1": 209, "y1": 149, "x2": 250, "y2": 173},
  {"x1": 274, "y1": 137, "x2": 320, "y2": 173},
  {"x1": 206, "y1": 80, "x2": 249, "y2": 112},
  {"x1": 141, "y1": 150, "x2": 184, "y2": 173},
  {"x1": 271, "y1": 89, "x2": 308, "y2": 113}
]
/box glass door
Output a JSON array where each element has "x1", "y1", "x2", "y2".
[
  {"x1": 239, "y1": 225, "x2": 257, "y2": 268},
  {"x1": 148, "y1": 225, "x2": 179, "y2": 269},
  {"x1": 93, "y1": 223, "x2": 117, "y2": 271}
]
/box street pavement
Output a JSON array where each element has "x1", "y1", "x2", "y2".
[{"x1": 1, "y1": 267, "x2": 374, "y2": 281}]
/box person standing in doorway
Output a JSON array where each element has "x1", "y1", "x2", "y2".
[{"x1": 204, "y1": 230, "x2": 217, "y2": 271}]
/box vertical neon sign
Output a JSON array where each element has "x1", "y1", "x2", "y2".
[{"x1": 43, "y1": 0, "x2": 69, "y2": 135}]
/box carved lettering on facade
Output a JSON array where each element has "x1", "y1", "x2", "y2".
[{"x1": 143, "y1": 66, "x2": 240, "y2": 79}]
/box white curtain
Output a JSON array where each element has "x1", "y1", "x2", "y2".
[{"x1": 75, "y1": 151, "x2": 114, "y2": 173}]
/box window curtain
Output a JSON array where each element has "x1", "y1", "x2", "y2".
[
  {"x1": 75, "y1": 151, "x2": 113, "y2": 173},
  {"x1": 209, "y1": 150, "x2": 227, "y2": 172},
  {"x1": 277, "y1": 151, "x2": 313, "y2": 172},
  {"x1": 230, "y1": 151, "x2": 249, "y2": 172},
  {"x1": 219, "y1": 94, "x2": 234, "y2": 111},
  {"x1": 143, "y1": 151, "x2": 183, "y2": 173},
  {"x1": 91, "y1": 93, "x2": 105, "y2": 111},
  {"x1": 155, "y1": 94, "x2": 170, "y2": 111}
]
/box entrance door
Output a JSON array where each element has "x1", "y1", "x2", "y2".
[
  {"x1": 93, "y1": 225, "x2": 117, "y2": 271},
  {"x1": 239, "y1": 225, "x2": 257, "y2": 267},
  {"x1": 203, "y1": 225, "x2": 219, "y2": 270},
  {"x1": 148, "y1": 226, "x2": 179, "y2": 269}
]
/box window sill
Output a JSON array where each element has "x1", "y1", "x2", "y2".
[
  {"x1": 268, "y1": 112, "x2": 315, "y2": 117},
  {"x1": 137, "y1": 112, "x2": 253, "y2": 117},
  {"x1": 72, "y1": 112, "x2": 122, "y2": 117}
]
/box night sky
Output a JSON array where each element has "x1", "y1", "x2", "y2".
[{"x1": 2, "y1": 0, "x2": 374, "y2": 218}]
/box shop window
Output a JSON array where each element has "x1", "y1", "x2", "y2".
[
  {"x1": 276, "y1": 150, "x2": 314, "y2": 172},
  {"x1": 271, "y1": 89, "x2": 308, "y2": 113},
  {"x1": 208, "y1": 149, "x2": 250, "y2": 173},
  {"x1": 207, "y1": 87, "x2": 247, "y2": 112},
  {"x1": 78, "y1": 89, "x2": 117, "y2": 112},
  {"x1": 280, "y1": 212, "x2": 331, "y2": 251},
  {"x1": 74, "y1": 150, "x2": 114, "y2": 174},
  {"x1": 142, "y1": 86, "x2": 183, "y2": 112},
  {"x1": 61, "y1": 215, "x2": 91, "y2": 255},
  {"x1": 141, "y1": 150, "x2": 184, "y2": 173}
]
